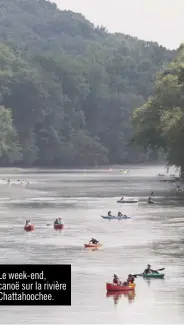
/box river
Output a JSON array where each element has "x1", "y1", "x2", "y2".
[{"x1": 0, "y1": 165, "x2": 183, "y2": 324}]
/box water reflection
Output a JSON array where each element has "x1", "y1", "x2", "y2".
[
  {"x1": 106, "y1": 291, "x2": 136, "y2": 304},
  {"x1": 142, "y1": 278, "x2": 165, "y2": 287},
  {"x1": 84, "y1": 247, "x2": 101, "y2": 251}
]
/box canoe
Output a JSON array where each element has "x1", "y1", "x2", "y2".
[
  {"x1": 101, "y1": 215, "x2": 131, "y2": 220},
  {"x1": 84, "y1": 243, "x2": 102, "y2": 248},
  {"x1": 24, "y1": 224, "x2": 34, "y2": 232},
  {"x1": 106, "y1": 283, "x2": 136, "y2": 291},
  {"x1": 117, "y1": 199, "x2": 138, "y2": 203},
  {"x1": 137, "y1": 273, "x2": 165, "y2": 278},
  {"x1": 54, "y1": 223, "x2": 64, "y2": 230}
]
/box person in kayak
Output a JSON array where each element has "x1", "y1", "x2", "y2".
[
  {"x1": 120, "y1": 196, "x2": 124, "y2": 201},
  {"x1": 58, "y1": 218, "x2": 63, "y2": 224},
  {"x1": 127, "y1": 274, "x2": 135, "y2": 284},
  {"x1": 89, "y1": 238, "x2": 99, "y2": 244},
  {"x1": 143, "y1": 264, "x2": 158, "y2": 274},
  {"x1": 54, "y1": 218, "x2": 59, "y2": 225},
  {"x1": 118, "y1": 211, "x2": 123, "y2": 217},
  {"x1": 148, "y1": 196, "x2": 154, "y2": 204},
  {"x1": 25, "y1": 220, "x2": 31, "y2": 226},
  {"x1": 108, "y1": 211, "x2": 112, "y2": 216},
  {"x1": 113, "y1": 273, "x2": 121, "y2": 285}
]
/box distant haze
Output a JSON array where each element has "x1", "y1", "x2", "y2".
[{"x1": 53, "y1": 0, "x2": 184, "y2": 49}]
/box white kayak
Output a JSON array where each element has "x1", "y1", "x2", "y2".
[
  {"x1": 101, "y1": 215, "x2": 131, "y2": 220},
  {"x1": 117, "y1": 199, "x2": 138, "y2": 203}
]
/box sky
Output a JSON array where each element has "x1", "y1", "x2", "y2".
[{"x1": 53, "y1": 0, "x2": 184, "y2": 49}]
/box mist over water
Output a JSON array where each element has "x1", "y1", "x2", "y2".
[{"x1": 0, "y1": 165, "x2": 183, "y2": 324}]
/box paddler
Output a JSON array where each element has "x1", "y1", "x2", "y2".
[
  {"x1": 25, "y1": 220, "x2": 31, "y2": 226},
  {"x1": 108, "y1": 211, "x2": 112, "y2": 216},
  {"x1": 113, "y1": 273, "x2": 121, "y2": 285},
  {"x1": 118, "y1": 211, "x2": 123, "y2": 217},
  {"x1": 89, "y1": 238, "x2": 99, "y2": 244},
  {"x1": 54, "y1": 218, "x2": 59, "y2": 225},
  {"x1": 127, "y1": 274, "x2": 135, "y2": 284},
  {"x1": 58, "y1": 217, "x2": 63, "y2": 224},
  {"x1": 148, "y1": 196, "x2": 153, "y2": 204},
  {"x1": 143, "y1": 264, "x2": 158, "y2": 274}
]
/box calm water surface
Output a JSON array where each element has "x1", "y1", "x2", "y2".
[{"x1": 0, "y1": 165, "x2": 183, "y2": 324}]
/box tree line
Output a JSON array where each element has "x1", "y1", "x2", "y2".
[
  {"x1": 0, "y1": 0, "x2": 177, "y2": 167},
  {"x1": 133, "y1": 44, "x2": 184, "y2": 175}
]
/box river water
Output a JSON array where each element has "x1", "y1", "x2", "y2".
[{"x1": 0, "y1": 165, "x2": 183, "y2": 324}]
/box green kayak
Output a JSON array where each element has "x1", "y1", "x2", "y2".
[{"x1": 138, "y1": 273, "x2": 165, "y2": 278}]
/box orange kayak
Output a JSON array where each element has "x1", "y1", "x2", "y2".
[
  {"x1": 84, "y1": 243, "x2": 102, "y2": 248},
  {"x1": 24, "y1": 224, "x2": 34, "y2": 232},
  {"x1": 106, "y1": 283, "x2": 136, "y2": 291}
]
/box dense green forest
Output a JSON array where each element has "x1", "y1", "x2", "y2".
[
  {"x1": 0, "y1": 0, "x2": 178, "y2": 167},
  {"x1": 133, "y1": 44, "x2": 184, "y2": 175}
]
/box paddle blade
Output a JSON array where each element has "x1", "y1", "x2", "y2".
[{"x1": 153, "y1": 267, "x2": 165, "y2": 273}]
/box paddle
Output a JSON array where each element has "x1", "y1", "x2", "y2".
[
  {"x1": 132, "y1": 268, "x2": 165, "y2": 277},
  {"x1": 152, "y1": 267, "x2": 165, "y2": 274}
]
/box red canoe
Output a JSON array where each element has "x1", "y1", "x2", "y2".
[
  {"x1": 84, "y1": 243, "x2": 102, "y2": 248},
  {"x1": 106, "y1": 283, "x2": 136, "y2": 291},
  {"x1": 54, "y1": 223, "x2": 64, "y2": 230},
  {"x1": 24, "y1": 224, "x2": 34, "y2": 232}
]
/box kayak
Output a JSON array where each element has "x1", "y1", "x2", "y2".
[
  {"x1": 101, "y1": 215, "x2": 131, "y2": 220},
  {"x1": 137, "y1": 273, "x2": 165, "y2": 279},
  {"x1": 84, "y1": 243, "x2": 102, "y2": 248},
  {"x1": 54, "y1": 223, "x2": 64, "y2": 230},
  {"x1": 106, "y1": 283, "x2": 136, "y2": 291},
  {"x1": 24, "y1": 224, "x2": 34, "y2": 232},
  {"x1": 117, "y1": 199, "x2": 138, "y2": 203}
]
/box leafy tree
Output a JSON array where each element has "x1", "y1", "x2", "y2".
[
  {"x1": 0, "y1": 106, "x2": 21, "y2": 164},
  {"x1": 133, "y1": 44, "x2": 184, "y2": 175},
  {"x1": 0, "y1": 0, "x2": 178, "y2": 167}
]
